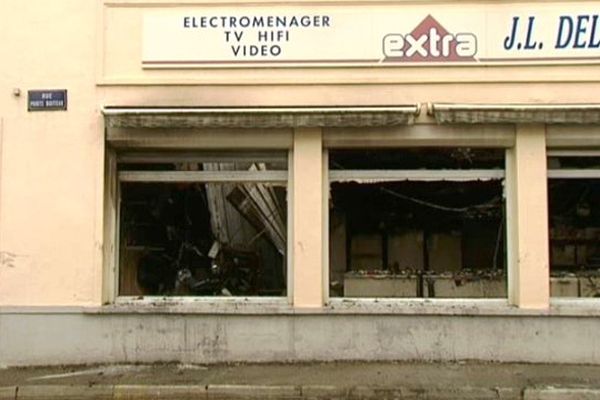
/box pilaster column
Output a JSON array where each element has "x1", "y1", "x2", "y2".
[
  {"x1": 506, "y1": 124, "x2": 549, "y2": 308},
  {"x1": 292, "y1": 128, "x2": 324, "y2": 308}
]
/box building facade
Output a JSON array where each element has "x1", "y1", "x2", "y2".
[{"x1": 1, "y1": 0, "x2": 600, "y2": 366}]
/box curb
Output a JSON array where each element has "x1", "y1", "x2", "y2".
[
  {"x1": 348, "y1": 385, "x2": 520, "y2": 399},
  {"x1": 301, "y1": 385, "x2": 348, "y2": 399},
  {"x1": 207, "y1": 385, "x2": 299, "y2": 399},
  {"x1": 114, "y1": 385, "x2": 207, "y2": 400},
  {"x1": 524, "y1": 387, "x2": 600, "y2": 400},
  {"x1": 1, "y1": 384, "x2": 599, "y2": 399},
  {"x1": 16, "y1": 385, "x2": 113, "y2": 400},
  {"x1": 0, "y1": 387, "x2": 16, "y2": 400}
]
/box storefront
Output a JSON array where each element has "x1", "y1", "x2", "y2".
[{"x1": 1, "y1": 0, "x2": 600, "y2": 366}]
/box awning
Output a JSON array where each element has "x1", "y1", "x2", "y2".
[
  {"x1": 102, "y1": 106, "x2": 421, "y2": 129},
  {"x1": 429, "y1": 103, "x2": 600, "y2": 124}
]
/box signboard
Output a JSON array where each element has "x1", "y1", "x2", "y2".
[
  {"x1": 28, "y1": 90, "x2": 67, "y2": 111},
  {"x1": 142, "y1": 4, "x2": 600, "y2": 68}
]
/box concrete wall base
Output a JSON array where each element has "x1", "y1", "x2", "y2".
[{"x1": 1, "y1": 313, "x2": 599, "y2": 366}]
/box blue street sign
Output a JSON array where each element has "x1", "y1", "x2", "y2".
[{"x1": 28, "y1": 90, "x2": 67, "y2": 111}]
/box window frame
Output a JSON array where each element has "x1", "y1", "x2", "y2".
[
  {"x1": 547, "y1": 150, "x2": 600, "y2": 299},
  {"x1": 323, "y1": 124, "x2": 516, "y2": 304},
  {"x1": 102, "y1": 122, "x2": 556, "y2": 310},
  {"x1": 325, "y1": 147, "x2": 508, "y2": 301},
  {"x1": 104, "y1": 148, "x2": 293, "y2": 305}
]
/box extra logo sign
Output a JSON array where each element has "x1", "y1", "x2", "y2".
[
  {"x1": 382, "y1": 15, "x2": 477, "y2": 62},
  {"x1": 143, "y1": 7, "x2": 600, "y2": 68}
]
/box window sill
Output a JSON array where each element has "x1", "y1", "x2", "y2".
[
  {"x1": 86, "y1": 297, "x2": 600, "y2": 317},
  {"x1": 325, "y1": 298, "x2": 600, "y2": 316},
  {"x1": 89, "y1": 296, "x2": 293, "y2": 315},
  {"x1": 3, "y1": 298, "x2": 599, "y2": 317}
]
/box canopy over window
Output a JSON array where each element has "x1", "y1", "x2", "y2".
[
  {"x1": 102, "y1": 106, "x2": 421, "y2": 129},
  {"x1": 430, "y1": 103, "x2": 600, "y2": 124}
]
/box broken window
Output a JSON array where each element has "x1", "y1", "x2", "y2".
[
  {"x1": 328, "y1": 148, "x2": 506, "y2": 299},
  {"x1": 117, "y1": 151, "x2": 288, "y2": 297},
  {"x1": 548, "y1": 153, "x2": 600, "y2": 298}
]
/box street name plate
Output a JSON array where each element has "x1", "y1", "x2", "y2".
[{"x1": 28, "y1": 90, "x2": 68, "y2": 111}]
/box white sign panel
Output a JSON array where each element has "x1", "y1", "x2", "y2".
[{"x1": 143, "y1": 5, "x2": 600, "y2": 68}]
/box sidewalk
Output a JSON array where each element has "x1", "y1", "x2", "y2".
[{"x1": 1, "y1": 361, "x2": 600, "y2": 399}]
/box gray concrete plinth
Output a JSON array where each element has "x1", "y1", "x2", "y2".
[{"x1": 3, "y1": 312, "x2": 600, "y2": 366}]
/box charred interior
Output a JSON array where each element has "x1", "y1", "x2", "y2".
[
  {"x1": 117, "y1": 152, "x2": 287, "y2": 297},
  {"x1": 114, "y1": 150, "x2": 600, "y2": 299},
  {"x1": 548, "y1": 155, "x2": 600, "y2": 297},
  {"x1": 329, "y1": 148, "x2": 507, "y2": 298}
]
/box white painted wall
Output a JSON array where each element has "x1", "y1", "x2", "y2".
[
  {"x1": 0, "y1": 0, "x2": 102, "y2": 306},
  {"x1": 0, "y1": 0, "x2": 598, "y2": 307}
]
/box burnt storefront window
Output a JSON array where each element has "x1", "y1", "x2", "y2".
[
  {"x1": 117, "y1": 152, "x2": 288, "y2": 297},
  {"x1": 548, "y1": 154, "x2": 600, "y2": 297},
  {"x1": 328, "y1": 148, "x2": 506, "y2": 299}
]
